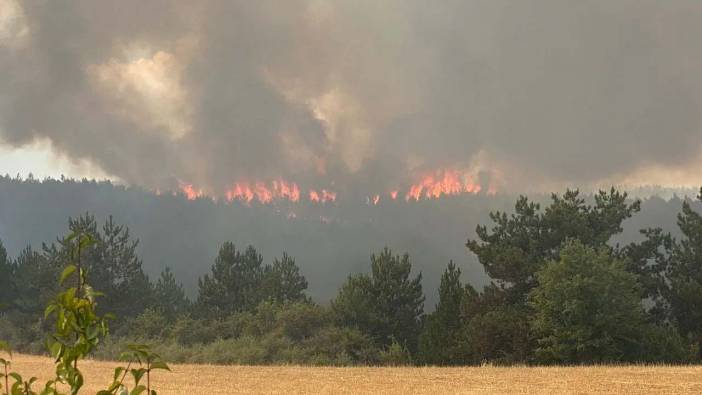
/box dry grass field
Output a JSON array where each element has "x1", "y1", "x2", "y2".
[{"x1": 5, "y1": 354, "x2": 702, "y2": 394}]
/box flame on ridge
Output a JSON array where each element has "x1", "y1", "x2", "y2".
[
  {"x1": 177, "y1": 168, "x2": 492, "y2": 204},
  {"x1": 404, "y1": 169, "x2": 481, "y2": 201},
  {"x1": 178, "y1": 178, "x2": 335, "y2": 204},
  {"x1": 178, "y1": 181, "x2": 204, "y2": 200},
  {"x1": 309, "y1": 189, "x2": 336, "y2": 203},
  {"x1": 225, "y1": 179, "x2": 301, "y2": 204}
]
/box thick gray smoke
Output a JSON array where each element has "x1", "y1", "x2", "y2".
[{"x1": 1, "y1": 0, "x2": 701, "y2": 196}]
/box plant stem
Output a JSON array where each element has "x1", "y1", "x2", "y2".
[
  {"x1": 4, "y1": 362, "x2": 8, "y2": 395},
  {"x1": 77, "y1": 235, "x2": 82, "y2": 295},
  {"x1": 74, "y1": 234, "x2": 82, "y2": 372},
  {"x1": 117, "y1": 362, "x2": 132, "y2": 390}
]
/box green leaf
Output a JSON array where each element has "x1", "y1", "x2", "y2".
[
  {"x1": 44, "y1": 304, "x2": 57, "y2": 319},
  {"x1": 130, "y1": 385, "x2": 147, "y2": 395},
  {"x1": 149, "y1": 361, "x2": 170, "y2": 371},
  {"x1": 131, "y1": 369, "x2": 146, "y2": 384},
  {"x1": 113, "y1": 367, "x2": 125, "y2": 381},
  {"x1": 60, "y1": 265, "x2": 77, "y2": 285}
]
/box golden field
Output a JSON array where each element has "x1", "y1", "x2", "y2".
[{"x1": 5, "y1": 354, "x2": 702, "y2": 394}]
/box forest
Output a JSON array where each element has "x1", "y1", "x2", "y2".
[{"x1": 2, "y1": 178, "x2": 702, "y2": 365}]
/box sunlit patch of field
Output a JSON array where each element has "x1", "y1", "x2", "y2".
[{"x1": 7, "y1": 354, "x2": 702, "y2": 394}]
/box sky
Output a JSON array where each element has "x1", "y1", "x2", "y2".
[{"x1": 2, "y1": 0, "x2": 702, "y2": 201}]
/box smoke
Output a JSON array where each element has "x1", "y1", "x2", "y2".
[{"x1": 2, "y1": 0, "x2": 702, "y2": 197}]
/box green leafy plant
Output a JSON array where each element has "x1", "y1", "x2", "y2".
[
  {"x1": 0, "y1": 340, "x2": 12, "y2": 395},
  {"x1": 100, "y1": 344, "x2": 169, "y2": 395},
  {"x1": 8, "y1": 374, "x2": 38, "y2": 395},
  {"x1": 0, "y1": 341, "x2": 40, "y2": 395},
  {"x1": 42, "y1": 232, "x2": 112, "y2": 394},
  {"x1": 0, "y1": 230, "x2": 169, "y2": 395}
]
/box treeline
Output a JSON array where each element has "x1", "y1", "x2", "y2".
[{"x1": 2, "y1": 188, "x2": 702, "y2": 365}]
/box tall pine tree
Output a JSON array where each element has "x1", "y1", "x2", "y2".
[
  {"x1": 197, "y1": 243, "x2": 264, "y2": 317},
  {"x1": 333, "y1": 248, "x2": 424, "y2": 352},
  {"x1": 418, "y1": 261, "x2": 464, "y2": 365},
  {"x1": 153, "y1": 267, "x2": 190, "y2": 320}
]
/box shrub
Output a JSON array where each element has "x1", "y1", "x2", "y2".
[
  {"x1": 126, "y1": 308, "x2": 170, "y2": 339},
  {"x1": 379, "y1": 340, "x2": 412, "y2": 366},
  {"x1": 170, "y1": 315, "x2": 218, "y2": 346},
  {"x1": 0, "y1": 230, "x2": 170, "y2": 395}
]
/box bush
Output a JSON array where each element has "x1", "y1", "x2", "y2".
[
  {"x1": 461, "y1": 306, "x2": 532, "y2": 364},
  {"x1": 638, "y1": 325, "x2": 697, "y2": 363},
  {"x1": 0, "y1": 312, "x2": 45, "y2": 352},
  {"x1": 171, "y1": 315, "x2": 219, "y2": 345},
  {"x1": 379, "y1": 340, "x2": 412, "y2": 366},
  {"x1": 274, "y1": 302, "x2": 330, "y2": 341},
  {"x1": 530, "y1": 240, "x2": 648, "y2": 363},
  {"x1": 303, "y1": 326, "x2": 380, "y2": 365},
  {"x1": 125, "y1": 308, "x2": 170, "y2": 339}
]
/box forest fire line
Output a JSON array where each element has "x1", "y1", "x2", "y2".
[
  {"x1": 225, "y1": 179, "x2": 301, "y2": 204},
  {"x1": 178, "y1": 182, "x2": 204, "y2": 201},
  {"x1": 404, "y1": 170, "x2": 482, "y2": 201},
  {"x1": 176, "y1": 170, "x2": 494, "y2": 205},
  {"x1": 309, "y1": 189, "x2": 336, "y2": 203}
]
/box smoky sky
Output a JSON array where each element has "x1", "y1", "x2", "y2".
[{"x1": 1, "y1": 0, "x2": 701, "y2": 195}]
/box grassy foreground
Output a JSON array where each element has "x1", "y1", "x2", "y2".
[{"x1": 8, "y1": 354, "x2": 702, "y2": 394}]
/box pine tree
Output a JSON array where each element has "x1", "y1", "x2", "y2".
[
  {"x1": 333, "y1": 248, "x2": 424, "y2": 352},
  {"x1": 44, "y1": 214, "x2": 152, "y2": 320},
  {"x1": 0, "y1": 240, "x2": 15, "y2": 310},
  {"x1": 468, "y1": 189, "x2": 640, "y2": 304},
  {"x1": 197, "y1": 243, "x2": 264, "y2": 317},
  {"x1": 665, "y1": 189, "x2": 702, "y2": 356},
  {"x1": 418, "y1": 261, "x2": 464, "y2": 364},
  {"x1": 261, "y1": 253, "x2": 309, "y2": 304},
  {"x1": 530, "y1": 240, "x2": 646, "y2": 363},
  {"x1": 153, "y1": 267, "x2": 190, "y2": 320}
]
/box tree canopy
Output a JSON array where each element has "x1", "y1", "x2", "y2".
[{"x1": 333, "y1": 248, "x2": 424, "y2": 352}]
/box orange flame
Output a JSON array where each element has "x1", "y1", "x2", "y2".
[
  {"x1": 178, "y1": 182, "x2": 203, "y2": 200},
  {"x1": 225, "y1": 179, "x2": 301, "y2": 204},
  {"x1": 309, "y1": 188, "x2": 336, "y2": 203},
  {"x1": 405, "y1": 169, "x2": 481, "y2": 201},
  {"x1": 309, "y1": 190, "x2": 319, "y2": 202},
  {"x1": 177, "y1": 168, "x2": 490, "y2": 205}
]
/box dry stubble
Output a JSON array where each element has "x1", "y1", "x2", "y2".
[{"x1": 6, "y1": 354, "x2": 702, "y2": 394}]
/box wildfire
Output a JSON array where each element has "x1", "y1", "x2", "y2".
[
  {"x1": 178, "y1": 181, "x2": 204, "y2": 200},
  {"x1": 309, "y1": 189, "x2": 337, "y2": 203},
  {"x1": 225, "y1": 179, "x2": 301, "y2": 204},
  {"x1": 404, "y1": 169, "x2": 481, "y2": 201},
  {"x1": 176, "y1": 168, "x2": 491, "y2": 205}
]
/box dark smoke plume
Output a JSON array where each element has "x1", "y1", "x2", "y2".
[{"x1": 2, "y1": 1, "x2": 702, "y2": 196}]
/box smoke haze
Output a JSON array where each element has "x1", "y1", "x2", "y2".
[{"x1": 2, "y1": 1, "x2": 702, "y2": 197}]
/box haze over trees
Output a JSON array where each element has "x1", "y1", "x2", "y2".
[
  {"x1": 0, "y1": 176, "x2": 693, "y2": 306},
  {"x1": 2, "y1": 179, "x2": 702, "y2": 365}
]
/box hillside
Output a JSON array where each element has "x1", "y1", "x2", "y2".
[{"x1": 0, "y1": 176, "x2": 694, "y2": 305}]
